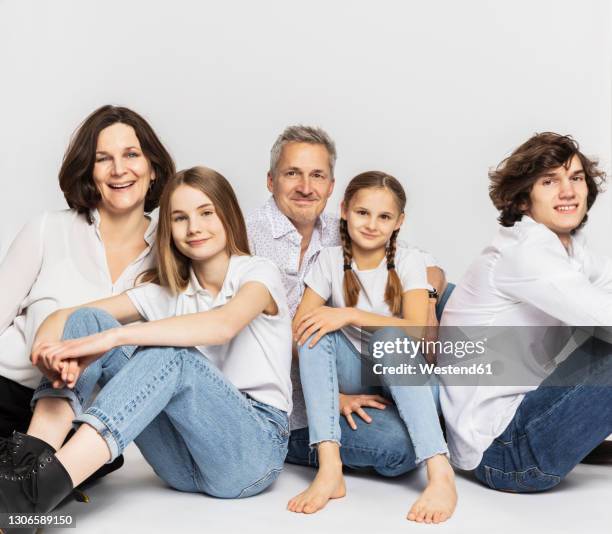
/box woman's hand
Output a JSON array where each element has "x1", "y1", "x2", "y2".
[
  {"x1": 30, "y1": 310, "x2": 71, "y2": 364},
  {"x1": 339, "y1": 393, "x2": 391, "y2": 430},
  {"x1": 294, "y1": 306, "x2": 354, "y2": 348},
  {"x1": 32, "y1": 329, "x2": 119, "y2": 375}
]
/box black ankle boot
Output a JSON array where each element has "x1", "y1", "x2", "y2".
[
  {"x1": 0, "y1": 432, "x2": 55, "y2": 475},
  {"x1": 0, "y1": 451, "x2": 73, "y2": 534}
]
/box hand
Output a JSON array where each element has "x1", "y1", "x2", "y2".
[
  {"x1": 30, "y1": 310, "x2": 69, "y2": 363},
  {"x1": 294, "y1": 306, "x2": 353, "y2": 348},
  {"x1": 58, "y1": 359, "x2": 87, "y2": 389},
  {"x1": 339, "y1": 393, "x2": 391, "y2": 430},
  {"x1": 32, "y1": 329, "x2": 118, "y2": 375}
]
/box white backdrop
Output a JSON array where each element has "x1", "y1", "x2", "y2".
[{"x1": 1, "y1": 0, "x2": 610, "y2": 281}]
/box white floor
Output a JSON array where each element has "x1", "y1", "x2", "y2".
[{"x1": 50, "y1": 444, "x2": 611, "y2": 534}]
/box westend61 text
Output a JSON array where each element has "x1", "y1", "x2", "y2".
[{"x1": 372, "y1": 363, "x2": 494, "y2": 376}]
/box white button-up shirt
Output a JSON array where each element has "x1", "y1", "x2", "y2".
[
  {"x1": 0, "y1": 209, "x2": 157, "y2": 389},
  {"x1": 440, "y1": 216, "x2": 612, "y2": 469}
]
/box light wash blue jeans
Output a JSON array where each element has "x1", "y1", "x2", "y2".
[
  {"x1": 299, "y1": 328, "x2": 448, "y2": 464},
  {"x1": 32, "y1": 308, "x2": 289, "y2": 498}
]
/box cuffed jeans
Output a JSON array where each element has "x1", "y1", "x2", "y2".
[
  {"x1": 32, "y1": 308, "x2": 289, "y2": 498},
  {"x1": 474, "y1": 336, "x2": 612, "y2": 492},
  {"x1": 296, "y1": 328, "x2": 448, "y2": 467}
]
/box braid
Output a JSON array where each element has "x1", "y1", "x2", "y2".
[
  {"x1": 340, "y1": 218, "x2": 361, "y2": 308},
  {"x1": 384, "y1": 229, "x2": 403, "y2": 316}
]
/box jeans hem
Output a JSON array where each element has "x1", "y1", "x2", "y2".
[{"x1": 74, "y1": 408, "x2": 123, "y2": 462}]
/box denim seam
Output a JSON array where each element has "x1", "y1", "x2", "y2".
[{"x1": 237, "y1": 467, "x2": 283, "y2": 498}]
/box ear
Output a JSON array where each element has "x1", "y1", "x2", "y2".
[
  {"x1": 326, "y1": 177, "x2": 336, "y2": 198},
  {"x1": 394, "y1": 212, "x2": 405, "y2": 231},
  {"x1": 340, "y1": 200, "x2": 347, "y2": 219},
  {"x1": 267, "y1": 171, "x2": 274, "y2": 193}
]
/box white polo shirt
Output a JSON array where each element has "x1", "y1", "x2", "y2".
[
  {"x1": 126, "y1": 255, "x2": 293, "y2": 413},
  {"x1": 305, "y1": 246, "x2": 430, "y2": 352},
  {"x1": 440, "y1": 216, "x2": 612, "y2": 470},
  {"x1": 0, "y1": 209, "x2": 157, "y2": 389}
]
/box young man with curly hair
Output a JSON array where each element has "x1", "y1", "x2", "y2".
[{"x1": 440, "y1": 132, "x2": 612, "y2": 492}]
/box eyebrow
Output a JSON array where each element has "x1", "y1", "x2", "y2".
[
  {"x1": 171, "y1": 203, "x2": 213, "y2": 214},
  {"x1": 95, "y1": 146, "x2": 141, "y2": 154}
]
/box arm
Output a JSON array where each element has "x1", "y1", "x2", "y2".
[
  {"x1": 32, "y1": 292, "x2": 143, "y2": 365},
  {"x1": 0, "y1": 215, "x2": 45, "y2": 334},
  {"x1": 496, "y1": 239, "x2": 612, "y2": 326},
  {"x1": 427, "y1": 266, "x2": 447, "y2": 295},
  {"x1": 295, "y1": 288, "x2": 429, "y2": 347},
  {"x1": 40, "y1": 281, "x2": 276, "y2": 365}
]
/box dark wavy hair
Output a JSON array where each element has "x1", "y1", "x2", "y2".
[
  {"x1": 489, "y1": 132, "x2": 605, "y2": 231},
  {"x1": 59, "y1": 105, "x2": 175, "y2": 223}
]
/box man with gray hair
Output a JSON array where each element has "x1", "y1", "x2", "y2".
[{"x1": 246, "y1": 125, "x2": 447, "y2": 493}]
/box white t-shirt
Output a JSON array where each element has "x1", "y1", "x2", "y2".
[
  {"x1": 440, "y1": 216, "x2": 612, "y2": 470},
  {"x1": 304, "y1": 246, "x2": 430, "y2": 352},
  {"x1": 126, "y1": 255, "x2": 293, "y2": 413},
  {"x1": 0, "y1": 209, "x2": 157, "y2": 389}
]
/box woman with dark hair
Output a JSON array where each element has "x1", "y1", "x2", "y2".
[
  {"x1": 0, "y1": 167, "x2": 291, "y2": 528},
  {"x1": 0, "y1": 105, "x2": 175, "y2": 470}
]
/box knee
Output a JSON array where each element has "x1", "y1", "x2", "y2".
[
  {"x1": 372, "y1": 426, "x2": 418, "y2": 477},
  {"x1": 63, "y1": 307, "x2": 117, "y2": 340}
]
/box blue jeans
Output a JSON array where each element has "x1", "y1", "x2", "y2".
[
  {"x1": 32, "y1": 308, "x2": 289, "y2": 498},
  {"x1": 474, "y1": 336, "x2": 612, "y2": 492},
  {"x1": 297, "y1": 328, "x2": 448, "y2": 465}
]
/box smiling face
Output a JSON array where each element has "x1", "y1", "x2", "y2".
[
  {"x1": 341, "y1": 187, "x2": 404, "y2": 254},
  {"x1": 526, "y1": 154, "x2": 588, "y2": 243},
  {"x1": 267, "y1": 142, "x2": 335, "y2": 229},
  {"x1": 92, "y1": 122, "x2": 155, "y2": 215},
  {"x1": 169, "y1": 185, "x2": 228, "y2": 264}
]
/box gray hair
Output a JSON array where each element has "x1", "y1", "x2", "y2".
[{"x1": 269, "y1": 125, "x2": 337, "y2": 177}]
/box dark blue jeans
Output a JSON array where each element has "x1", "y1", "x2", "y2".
[{"x1": 474, "y1": 336, "x2": 612, "y2": 492}]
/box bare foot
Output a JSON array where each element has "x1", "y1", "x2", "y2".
[
  {"x1": 287, "y1": 462, "x2": 346, "y2": 514},
  {"x1": 407, "y1": 455, "x2": 457, "y2": 524}
]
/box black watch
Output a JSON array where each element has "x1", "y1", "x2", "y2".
[{"x1": 428, "y1": 288, "x2": 439, "y2": 301}]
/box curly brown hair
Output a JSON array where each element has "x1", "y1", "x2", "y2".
[{"x1": 489, "y1": 132, "x2": 605, "y2": 230}]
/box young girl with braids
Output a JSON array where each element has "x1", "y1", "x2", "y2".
[{"x1": 287, "y1": 171, "x2": 456, "y2": 523}]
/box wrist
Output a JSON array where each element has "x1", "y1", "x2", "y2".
[
  {"x1": 345, "y1": 307, "x2": 359, "y2": 326},
  {"x1": 107, "y1": 327, "x2": 124, "y2": 347}
]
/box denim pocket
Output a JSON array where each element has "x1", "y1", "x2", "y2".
[
  {"x1": 482, "y1": 465, "x2": 561, "y2": 493},
  {"x1": 237, "y1": 467, "x2": 283, "y2": 498},
  {"x1": 250, "y1": 399, "x2": 290, "y2": 443}
]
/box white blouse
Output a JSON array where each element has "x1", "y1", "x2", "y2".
[
  {"x1": 440, "y1": 216, "x2": 612, "y2": 470},
  {"x1": 0, "y1": 209, "x2": 157, "y2": 389},
  {"x1": 126, "y1": 255, "x2": 293, "y2": 413}
]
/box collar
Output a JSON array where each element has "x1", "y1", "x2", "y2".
[
  {"x1": 264, "y1": 195, "x2": 327, "y2": 239},
  {"x1": 518, "y1": 215, "x2": 585, "y2": 257},
  {"x1": 183, "y1": 255, "x2": 238, "y2": 298},
  {"x1": 90, "y1": 208, "x2": 157, "y2": 246}
]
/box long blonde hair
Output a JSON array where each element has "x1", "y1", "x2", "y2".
[
  {"x1": 141, "y1": 166, "x2": 250, "y2": 293},
  {"x1": 341, "y1": 171, "x2": 406, "y2": 316}
]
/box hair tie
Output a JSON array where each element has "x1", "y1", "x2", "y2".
[
  {"x1": 387, "y1": 262, "x2": 395, "y2": 270},
  {"x1": 343, "y1": 263, "x2": 352, "y2": 271}
]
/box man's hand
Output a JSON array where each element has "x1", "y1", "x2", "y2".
[{"x1": 339, "y1": 393, "x2": 391, "y2": 430}]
